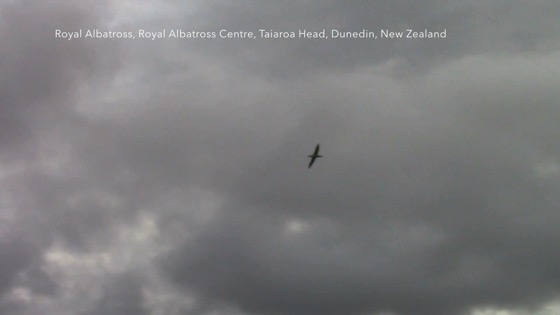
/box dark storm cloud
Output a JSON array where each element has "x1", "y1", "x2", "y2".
[
  {"x1": 0, "y1": 0, "x2": 115, "y2": 157},
  {"x1": 159, "y1": 53, "x2": 560, "y2": 315},
  {"x1": 0, "y1": 1, "x2": 124, "y2": 192},
  {"x1": 169, "y1": 0, "x2": 560, "y2": 78},
  {"x1": 0, "y1": 0, "x2": 122, "y2": 310},
  {"x1": 2, "y1": 0, "x2": 560, "y2": 315},
  {"x1": 0, "y1": 0, "x2": 127, "y2": 268}
]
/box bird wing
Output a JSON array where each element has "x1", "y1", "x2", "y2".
[
  {"x1": 314, "y1": 144, "x2": 320, "y2": 155},
  {"x1": 308, "y1": 156, "x2": 316, "y2": 168}
]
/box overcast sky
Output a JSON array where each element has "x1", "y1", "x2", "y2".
[{"x1": 1, "y1": 1, "x2": 560, "y2": 315}]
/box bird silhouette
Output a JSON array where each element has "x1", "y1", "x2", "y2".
[{"x1": 308, "y1": 144, "x2": 322, "y2": 168}]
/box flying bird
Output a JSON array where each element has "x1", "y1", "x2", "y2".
[{"x1": 308, "y1": 144, "x2": 322, "y2": 168}]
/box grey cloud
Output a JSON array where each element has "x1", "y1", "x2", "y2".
[
  {"x1": 0, "y1": 300, "x2": 23, "y2": 315},
  {"x1": 159, "y1": 53, "x2": 560, "y2": 315},
  {"x1": 0, "y1": 0, "x2": 124, "y2": 312},
  {"x1": 82, "y1": 273, "x2": 147, "y2": 315},
  {"x1": 0, "y1": 0, "x2": 117, "y2": 160},
  {"x1": 2, "y1": 1, "x2": 560, "y2": 315},
  {"x1": 159, "y1": 0, "x2": 560, "y2": 79},
  {"x1": 18, "y1": 266, "x2": 58, "y2": 297},
  {"x1": 0, "y1": 239, "x2": 37, "y2": 298}
]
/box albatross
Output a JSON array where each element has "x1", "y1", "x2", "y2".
[{"x1": 308, "y1": 144, "x2": 322, "y2": 168}]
